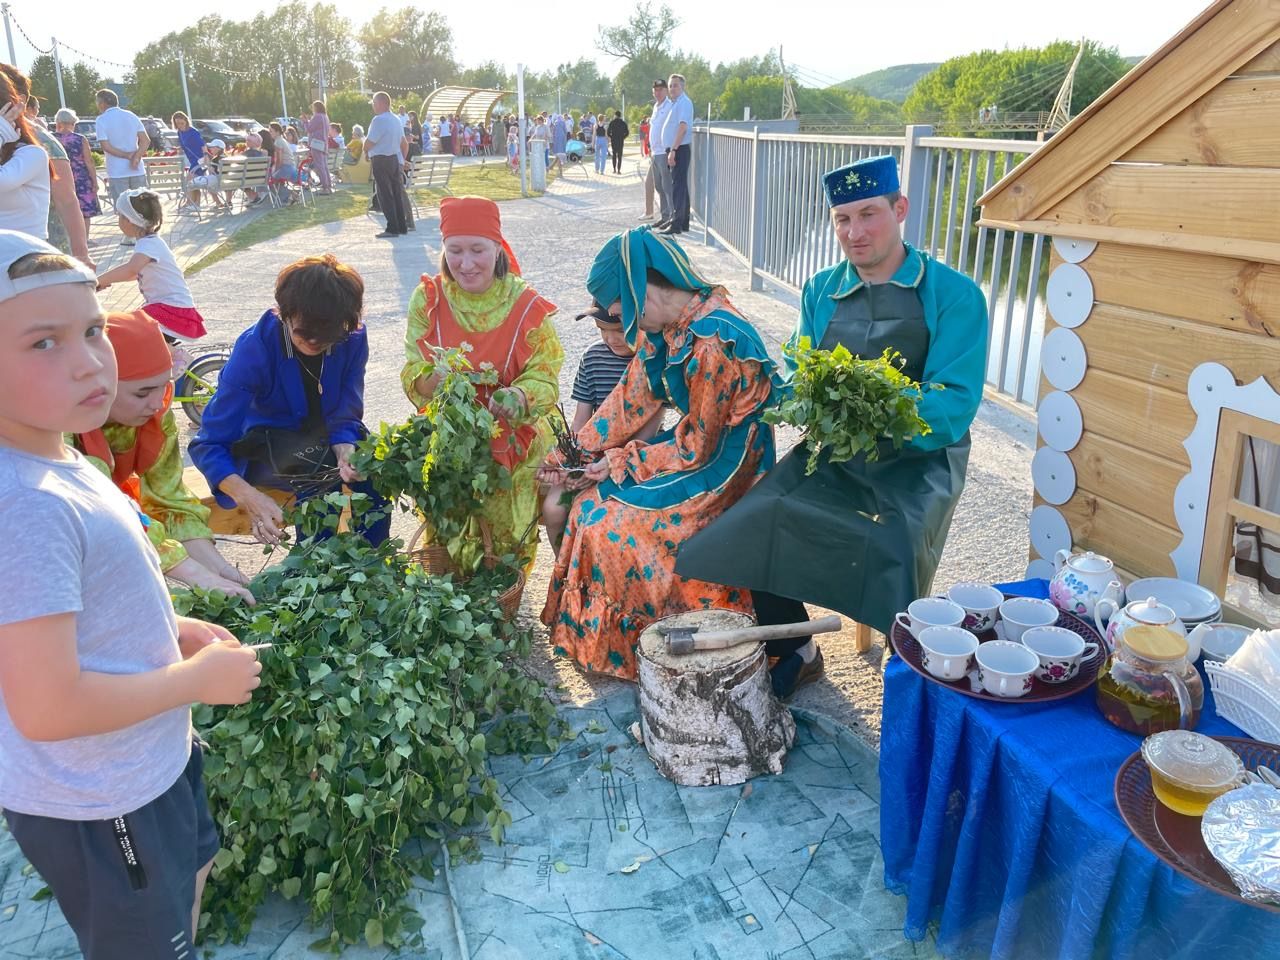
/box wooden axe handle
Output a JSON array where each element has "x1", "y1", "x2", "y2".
[{"x1": 686, "y1": 614, "x2": 844, "y2": 651}]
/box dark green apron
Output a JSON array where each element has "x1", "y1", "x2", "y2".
[{"x1": 675, "y1": 281, "x2": 970, "y2": 634}]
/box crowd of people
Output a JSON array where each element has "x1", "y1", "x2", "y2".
[{"x1": 0, "y1": 44, "x2": 991, "y2": 958}]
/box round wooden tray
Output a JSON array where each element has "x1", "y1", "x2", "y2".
[
  {"x1": 889, "y1": 597, "x2": 1104, "y2": 704},
  {"x1": 1114, "y1": 736, "x2": 1280, "y2": 913}
]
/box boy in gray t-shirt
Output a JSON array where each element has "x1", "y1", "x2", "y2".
[{"x1": 0, "y1": 232, "x2": 263, "y2": 957}]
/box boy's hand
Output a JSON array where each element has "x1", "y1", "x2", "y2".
[
  {"x1": 168, "y1": 556, "x2": 256, "y2": 605},
  {"x1": 187, "y1": 641, "x2": 262, "y2": 705},
  {"x1": 175, "y1": 616, "x2": 237, "y2": 660}
]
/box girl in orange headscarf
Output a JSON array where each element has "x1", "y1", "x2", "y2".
[
  {"x1": 74, "y1": 311, "x2": 254, "y2": 603},
  {"x1": 401, "y1": 196, "x2": 563, "y2": 571}
]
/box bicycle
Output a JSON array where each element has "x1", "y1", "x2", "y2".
[{"x1": 166, "y1": 335, "x2": 230, "y2": 427}]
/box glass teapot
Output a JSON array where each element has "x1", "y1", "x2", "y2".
[{"x1": 1096, "y1": 625, "x2": 1204, "y2": 735}]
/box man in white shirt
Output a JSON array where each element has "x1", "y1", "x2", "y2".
[
  {"x1": 439, "y1": 115, "x2": 453, "y2": 155},
  {"x1": 647, "y1": 79, "x2": 673, "y2": 226},
  {"x1": 365, "y1": 91, "x2": 411, "y2": 238},
  {"x1": 94, "y1": 89, "x2": 149, "y2": 201},
  {"x1": 659, "y1": 73, "x2": 695, "y2": 235}
]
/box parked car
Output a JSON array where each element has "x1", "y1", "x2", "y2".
[
  {"x1": 192, "y1": 118, "x2": 246, "y2": 147},
  {"x1": 273, "y1": 116, "x2": 303, "y2": 134},
  {"x1": 222, "y1": 117, "x2": 265, "y2": 135},
  {"x1": 74, "y1": 119, "x2": 99, "y2": 152}
]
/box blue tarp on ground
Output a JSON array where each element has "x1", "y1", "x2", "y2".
[{"x1": 1, "y1": 692, "x2": 937, "y2": 959}]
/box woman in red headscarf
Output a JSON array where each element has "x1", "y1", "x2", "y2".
[
  {"x1": 401, "y1": 196, "x2": 563, "y2": 570},
  {"x1": 73, "y1": 311, "x2": 254, "y2": 603}
]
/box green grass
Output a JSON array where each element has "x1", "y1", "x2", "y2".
[{"x1": 186, "y1": 162, "x2": 556, "y2": 276}]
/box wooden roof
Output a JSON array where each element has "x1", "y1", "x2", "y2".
[{"x1": 978, "y1": 0, "x2": 1280, "y2": 258}]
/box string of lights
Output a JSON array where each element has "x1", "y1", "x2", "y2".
[{"x1": 8, "y1": 10, "x2": 50, "y2": 55}]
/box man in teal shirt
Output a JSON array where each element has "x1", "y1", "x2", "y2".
[{"x1": 678, "y1": 155, "x2": 989, "y2": 697}]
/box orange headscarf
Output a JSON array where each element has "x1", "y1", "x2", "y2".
[
  {"x1": 439, "y1": 196, "x2": 521, "y2": 275},
  {"x1": 77, "y1": 310, "x2": 174, "y2": 503}
]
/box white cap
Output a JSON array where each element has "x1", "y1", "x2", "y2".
[
  {"x1": 208, "y1": 138, "x2": 226, "y2": 150},
  {"x1": 0, "y1": 230, "x2": 96, "y2": 303}
]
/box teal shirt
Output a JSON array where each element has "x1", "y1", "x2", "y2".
[{"x1": 789, "y1": 243, "x2": 989, "y2": 452}]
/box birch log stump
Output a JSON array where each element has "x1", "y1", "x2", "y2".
[{"x1": 637, "y1": 610, "x2": 796, "y2": 786}]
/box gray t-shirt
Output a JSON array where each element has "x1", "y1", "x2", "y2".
[{"x1": 0, "y1": 445, "x2": 191, "y2": 820}]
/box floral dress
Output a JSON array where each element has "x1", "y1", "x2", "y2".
[
  {"x1": 402, "y1": 273, "x2": 563, "y2": 571},
  {"x1": 541, "y1": 290, "x2": 780, "y2": 679},
  {"x1": 53, "y1": 129, "x2": 101, "y2": 218}
]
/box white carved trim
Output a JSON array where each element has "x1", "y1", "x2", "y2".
[
  {"x1": 1026, "y1": 558, "x2": 1056, "y2": 581},
  {"x1": 1052, "y1": 237, "x2": 1098, "y2": 264},
  {"x1": 1046, "y1": 263, "x2": 1094, "y2": 328},
  {"x1": 1170, "y1": 362, "x2": 1280, "y2": 580},
  {"x1": 1042, "y1": 327, "x2": 1088, "y2": 392},
  {"x1": 1030, "y1": 504, "x2": 1073, "y2": 561},
  {"x1": 1032, "y1": 448, "x2": 1077, "y2": 505},
  {"x1": 1038, "y1": 390, "x2": 1083, "y2": 451}
]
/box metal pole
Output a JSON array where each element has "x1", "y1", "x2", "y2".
[
  {"x1": 278, "y1": 64, "x2": 288, "y2": 121},
  {"x1": 516, "y1": 63, "x2": 527, "y2": 197},
  {"x1": 1, "y1": 5, "x2": 16, "y2": 66},
  {"x1": 51, "y1": 37, "x2": 66, "y2": 109},
  {"x1": 177, "y1": 51, "x2": 192, "y2": 119},
  {"x1": 318, "y1": 59, "x2": 326, "y2": 103},
  {"x1": 556, "y1": 85, "x2": 561, "y2": 115},
  {"x1": 359, "y1": 74, "x2": 366, "y2": 97}
]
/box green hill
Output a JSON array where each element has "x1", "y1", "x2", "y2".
[{"x1": 838, "y1": 63, "x2": 940, "y2": 102}]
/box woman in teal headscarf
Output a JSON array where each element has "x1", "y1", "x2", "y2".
[{"x1": 539, "y1": 228, "x2": 783, "y2": 680}]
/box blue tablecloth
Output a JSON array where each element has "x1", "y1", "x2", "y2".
[{"x1": 879, "y1": 579, "x2": 1280, "y2": 959}]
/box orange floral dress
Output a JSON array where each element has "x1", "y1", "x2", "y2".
[{"x1": 541, "y1": 290, "x2": 780, "y2": 679}]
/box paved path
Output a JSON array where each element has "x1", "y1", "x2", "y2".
[{"x1": 181, "y1": 155, "x2": 1037, "y2": 741}]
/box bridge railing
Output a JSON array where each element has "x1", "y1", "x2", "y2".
[{"x1": 689, "y1": 124, "x2": 1046, "y2": 407}]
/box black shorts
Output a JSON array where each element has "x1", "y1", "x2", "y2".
[{"x1": 4, "y1": 739, "x2": 219, "y2": 960}]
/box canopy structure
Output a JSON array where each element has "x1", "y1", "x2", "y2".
[{"x1": 421, "y1": 86, "x2": 512, "y2": 126}]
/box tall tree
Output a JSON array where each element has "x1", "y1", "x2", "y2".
[
  {"x1": 29, "y1": 56, "x2": 108, "y2": 116},
  {"x1": 357, "y1": 6, "x2": 456, "y2": 94},
  {"x1": 598, "y1": 2, "x2": 680, "y2": 62}
]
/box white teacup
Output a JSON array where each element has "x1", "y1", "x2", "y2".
[
  {"x1": 997, "y1": 596, "x2": 1059, "y2": 642},
  {"x1": 895, "y1": 597, "x2": 966, "y2": 639},
  {"x1": 946, "y1": 582, "x2": 1005, "y2": 633},
  {"x1": 1021, "y1": 625, "x2": 1099, "y2": 684},
  {"x1": 917, "y1": 626, "x2": 978, "y2": 681},
  {"x1": 974, "y1": 640, "x2": 1039, "y2": 698}
]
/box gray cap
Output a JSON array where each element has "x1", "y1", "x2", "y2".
[{"x1": 0, "y1": 229, "x2": 97, "y2": 303}]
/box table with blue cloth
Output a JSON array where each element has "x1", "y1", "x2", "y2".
[{"x1": 879, "y1": 579, "x2": 1280, "y2": 959}]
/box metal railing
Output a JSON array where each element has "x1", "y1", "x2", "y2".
[{"x1": 690, "y1": 124, "x2": 1046, "y2": 406}]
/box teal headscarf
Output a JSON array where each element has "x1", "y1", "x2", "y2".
[{"x1": 586, "y1": 227, "x2": 715, "y2": 350}]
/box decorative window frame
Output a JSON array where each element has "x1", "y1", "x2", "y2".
[{"x1": 1171, "y1": 362, "x2": 1280, "y2": 587}]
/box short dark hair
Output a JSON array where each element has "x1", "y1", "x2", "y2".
[
  {"x1": 652, "y1": 79, "x2": 667, "y2": 89},
  {"x1": 275, "y1": 255, "x2": 364, "y2": 343},
  {"x1": 439, "y1": 246, "x2": 510, "y2": 283},
  {"x1": 96, "y1": 88, "x2": 118, "y2": 107},
  {"x1": 312, "y1": 100, "x2": 326, "y2": 114},
  {"x1": 8, "y1": 251, "x2": 82, "y2": 280}
]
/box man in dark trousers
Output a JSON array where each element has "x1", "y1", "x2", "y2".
[
  {"x1": 606, "y1": 110, "x2": 630, "y2": 174},
  {"x1": 365, "y1": 91, "x2": 410, "y2": 238},
  {"x1": 660, "y1": 73, "x2": 694, "y2": 234}
]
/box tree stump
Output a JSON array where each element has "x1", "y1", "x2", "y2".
[{"x1": 637, "y1": 610, "x2": 796, "y2": 787}]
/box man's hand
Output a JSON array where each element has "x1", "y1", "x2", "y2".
[
  {"x1": 667, "y1": 151, "x2": 676, "y2": 168},
  {"x1": 175, "y1": 616, "x2": 237, "y2": 660}
]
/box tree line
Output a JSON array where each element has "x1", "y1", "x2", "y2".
[{"x1": 26, "y1": 2, "x2": 1132, "y2": 139}]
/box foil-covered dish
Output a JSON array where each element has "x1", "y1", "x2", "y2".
[{"x1": 1201, "y1": 782, "x2": 1280, "y2": 906}]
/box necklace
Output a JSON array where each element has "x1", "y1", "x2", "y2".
[{"x1": 298, "y1": 354, "x2": 325, "y2": 395}]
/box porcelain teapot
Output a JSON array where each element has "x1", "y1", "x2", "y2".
[
  {"x1": 1050, "y1": 550, "x2": 1123, "y2": 619},
  {"x1": 1095, "y1": 595, "x2": 1186, "y2": 650}
]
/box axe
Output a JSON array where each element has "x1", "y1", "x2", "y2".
[{"x1": 659, "y1": 615, "x2": 843, "y2": 656}]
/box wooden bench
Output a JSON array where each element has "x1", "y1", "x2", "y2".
[
  {"x1": 142, "y1": 155, "x2": 188, "y2": 203},
  {"x1": 218, "y1": 155, "x2": 272, "y2": 210},
  {"x1": 406, "y1": 154, "x2": 454, "y2": 218}
]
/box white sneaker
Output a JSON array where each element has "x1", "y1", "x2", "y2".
[{"x1": 638, "y1": 213, "x2": 656, "y2": 222}]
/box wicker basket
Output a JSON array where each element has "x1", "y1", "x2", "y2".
[
  {"x1": 405, "y1": 521, "x2": 456, "y2": 575},
  {"x1": 406, "y1": 519, "x2": 527, "y2": 620},
  {"x1": 1205, "y1": 660, "x2": 1280, "y2": 743}
]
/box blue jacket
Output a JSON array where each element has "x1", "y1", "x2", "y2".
[
  {"x1": 190, "y1": 309, "x2": 370, "y2": 507},
  {"x1": 791, "y1": 243, "x2": 989, "y2": 452},
  {"x1": 178, "y1": 127, "x2": 205, "y2": 169}
]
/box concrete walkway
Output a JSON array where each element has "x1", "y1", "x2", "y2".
[{"x1": 175, "y1": 154, "x2": 1036, "y2": 743}]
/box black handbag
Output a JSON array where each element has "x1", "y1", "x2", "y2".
[{"x1": 232, "y1": 424, "x2": 337, "y2": 481}]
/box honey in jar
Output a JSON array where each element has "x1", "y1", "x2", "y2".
[{"x1": 1140, "y1": 731, "x2": 1244, "y2": 816}]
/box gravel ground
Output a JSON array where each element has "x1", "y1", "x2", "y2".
[{"x1": 181, "y1": 156, "x2": 1038, "y2": 749}]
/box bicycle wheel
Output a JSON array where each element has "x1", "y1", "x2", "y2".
[{"x1": 177, "y1": 352, "x2": 227, "y2": 427}]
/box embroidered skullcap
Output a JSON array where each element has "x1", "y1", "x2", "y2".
[{"x1": 823, "y1": 155, "x2": 900, "y2": 207}]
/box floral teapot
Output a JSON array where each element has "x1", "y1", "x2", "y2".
[
  {"x1": 1050, "y1": 550, "x2": 1123, "y2": 619},
  {"x1": 1095, "y1": 595, "x2": 1187, "y2": 649}
]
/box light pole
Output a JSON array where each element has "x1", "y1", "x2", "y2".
[
  {"x1": 177, "y1": 51, "x2": 192, "y2": 118},
  {"x1": 51, "y1": 37, "x2": 66, "y2": 109},
  {"x1": 516, "y1": 63, "x2": 527, "y2": 197},
  {"x1": 1, "y1": 4, "x2": 16, "y2": 65},
  {"x1": 278, "y1": 64, "x2": 288, "y2": 121}
]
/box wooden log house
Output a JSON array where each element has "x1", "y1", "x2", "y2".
[{"x1": 978, "y1": 0, "x2": 1280, "y2": 621}]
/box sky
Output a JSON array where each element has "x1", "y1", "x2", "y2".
[{"x1": 5, "y1": 0, "x2": 1214, "y2": 86}]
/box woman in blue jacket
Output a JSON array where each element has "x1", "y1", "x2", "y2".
[{"x1": 190, "y1": 254, "x2": 391, "y2": 546}]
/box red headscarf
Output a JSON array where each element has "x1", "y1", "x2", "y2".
[
  {"x1": 438, "y1": 196, "x2": 521, "y2": 275},
  {"x1": 77, "y1": 310, "x2": 174, "y2": 502}
]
